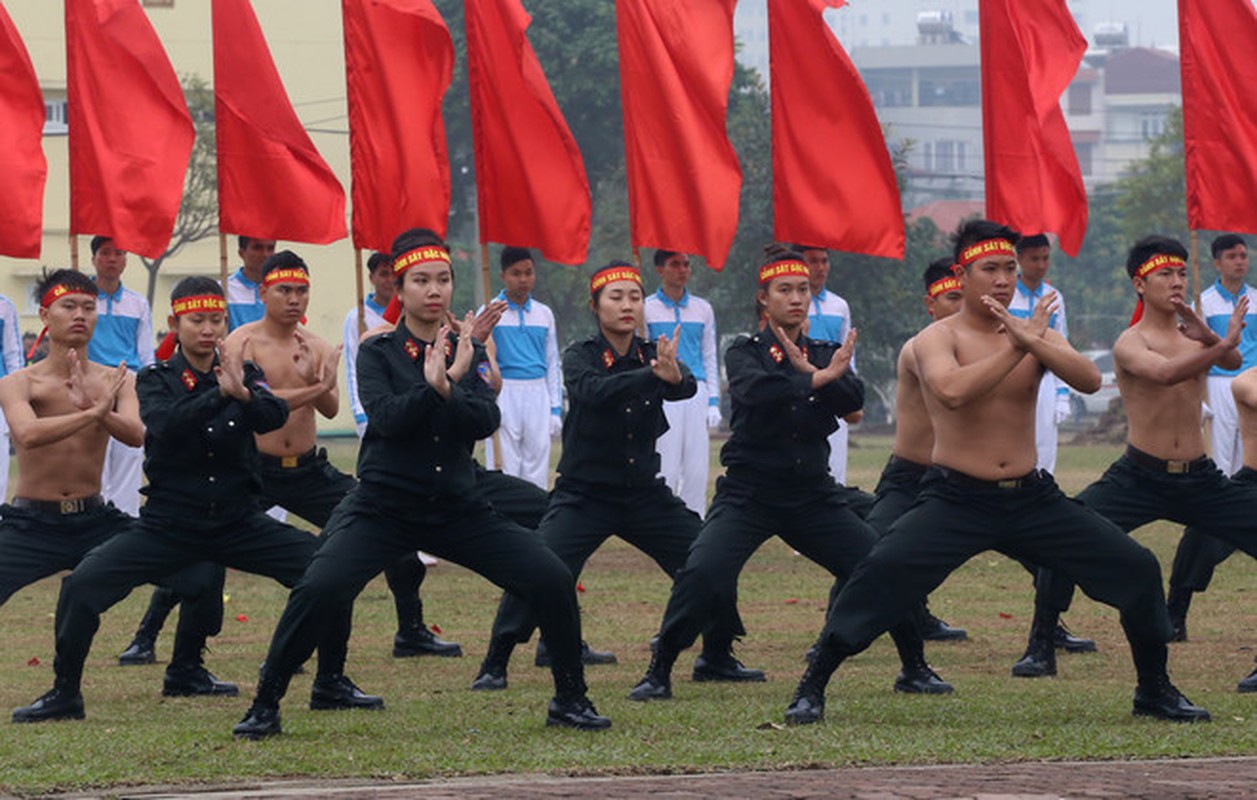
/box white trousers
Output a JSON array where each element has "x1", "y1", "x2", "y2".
[
  {"x1": 657, "y1": 386, "x2": 711, "y2": 516},
  {"x1": 1207, "y1": 375, "x2": 1242, "y2": 475},
  {"x1": 102, "y1": 437, "x2": 144, "y2": 516},
  {"x1": 486, "y1": 377, "x2": 551, "y2": 490},
  {"x1": 1034, "y1": 375, "x2": 1059, "y2": 475},
  {"x1": 826, "y1": 422, "x2": 849, "y2": 486},
  {"x1": 0, "y1": 418, "x2": 10, "y2": 504}
]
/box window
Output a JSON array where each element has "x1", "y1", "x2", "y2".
[
  {"x1": 142, "y1": 0, "x2": 174, "y2": 7},
  {"x1": 43, "y1": 99, "x2": 67, "y2": 135},
  {"x1": 1141, "y1": 114, "x2": 1164, "y2": 140},
  {"x1": 1076, "y1": 143, "x2": 1093, "y2": 176},
  {"x1": 1068, "y1": 84, "x2": 1091, "y2": 116},
  {"x1": 923, "y1": 142, "x2": 934, "y2": 172}
]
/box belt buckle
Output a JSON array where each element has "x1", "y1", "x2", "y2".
[
  {"x1": 60, "y1": 499, "x2": 81, "y2": 514},
  {"x1": 1166, "y1": 460, "x2": 1189, "y2": 475},
  {"x1": 997, "y1": 479, "x2": 1020, "y2": 490},
  {"x1": 281, "y1": 455, "x2": 299, "y2": 468}
]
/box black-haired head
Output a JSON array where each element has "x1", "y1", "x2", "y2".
[
  {"x1": 1126, "y1": 235, "x2": 1188, "y2": 279},
  {"x1": 89, "y1": 235, "x2": 112, "y2": 257},
  {"x1": 171, "y1": 276, "x2": 225, "y2": 304},
  {"x1": 500, "y1": 246, "x2": 533, "y2": 271},
  {"x1": 35, "y1": 268, "x2": 97, "y2": 304},
  {"x1": 922, "y1": 257, "x2": 958, "y2": 292},
  {"x1": 1015, "y1": 233, "x2": 1050, "y2": 254},
  {"x1": 1212, "y1": 233, "x2": 1247, "y2": 260},
  {"x1": 952, "y1": 219, "x2": 1020, "y2": 267}
]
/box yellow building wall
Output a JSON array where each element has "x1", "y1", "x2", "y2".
[{"x1": 1, "y1": 1, "x2": 367, "y2": 432}]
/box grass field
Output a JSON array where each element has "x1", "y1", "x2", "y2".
[{"x1": 0, "y1": 437, "x2": 1254, "y2": 796}]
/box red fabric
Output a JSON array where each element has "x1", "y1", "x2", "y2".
[
  {"x1": 65, "y1": 0, "x2": 194, "y2": 259},
  {"x1": 979, "y1": 0, "x2": 1087, "y2": 256},
  {"x1": 616, "y1": 0, "x2": 741, "y2": 270},
  {"x1": 213, "y1": 0, "x2": 346, "y2": 244},
  {"x1": 0, "y1": 3, "x2": 46, "y2": 259},
  {"x1": 343, "y1": 0, "x2": 453, "y2": 252},
  {"x1": 465, "y1": 0, "x2": 591, "y2": 264},
  {"x1": 1179, "y1": 0, "x2": 1257, "y2": 233},
  {"x1": 768, "y1": 0, "x2": 902, "y2": 259}
]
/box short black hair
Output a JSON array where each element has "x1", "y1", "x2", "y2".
[
  {"x1": 171, "y1": 276, "x2": 224, "y2": 303},
  {"x1": 952, "y1": 219, "x2": 1020, "y2": 265},
  {"x1": 261, "y1": 250, "x2": 308, "y2": 279},
  {"x1": 238, "y1": 235, "x2": 252, "y2": 251},
  {"x1": 35, "y1": 268, "x2": 97, "y2": 303},
  {"x1": 591, "y1": 260, "x2": 638, "y2": 304},
  {"x1": 790, "y1": 243, "x2": 827, "y2": 254},
  {"x1": 1015, "y1": 233, "x2": 1050, "y2": 253},
  {"x1": 1212, "y1": 234, "x2": 1247, "y2": 260},
  {"x1": 366, "y1": 252, "x2": 392, "y2": 274},
  {"x1": 89, "y1": 236, "x2": 112, "y2": 256},
  {"x1": 1126, "y1": 235, "x2": 1189, "y2": 279},
  {"x1": 760, "y1": 242, "x2": 806, "y2": 269},
  {"x1": 500, "y1": 246, "x2": 533, "y2": 271},
  {"x1": 653, "y1": 249, "x2": 680, "y2": 268},
  {"x1": 923, "y1": 257, "x2": 957, "y2": 292}
]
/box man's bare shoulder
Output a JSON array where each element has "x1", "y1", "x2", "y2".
[
  {"x1": 912, "y1": 316, "x2": 959, "y2": 350},
  {"x1": 224, "y1": 321, "x2": 264, "y2": 345},
  {"x1": 296, "y1": 324, "x2": 331, "y2": 350},
  {"x1": 0, "y1": 368, "x2": 32, "y2": 398}
]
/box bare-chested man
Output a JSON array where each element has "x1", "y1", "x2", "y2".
[
  {"x1": 1027, "y1": 234, "x2": 1257, "y2": 697},
  {"x1": 3, "y1": 270, "x2": 221, "y2": 721},
  {"x1": 785, "y1": 220, "x2": 1205, "y2": 726},
  {"x1": 1225, "y1": 366, "x2": 1257, "y2": 693}
]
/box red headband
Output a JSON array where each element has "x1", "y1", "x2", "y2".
[
  {"x1": 590, "y1": 266, "x2": 642, "y2": 296},
  {"x1": 41, "y1": 283, "x2": 95, "y2": 309},
  {"x1": 261, "y1": 268, "x2": 310, "y2": 288},
  {"x1": 156, "y1": 294, "x2": 229, "y2": 361},
  {"x1": 757, "y1": 260, "x2": 810, "y2": 285},
  {"x1": 957, "y1": 238, "x2": 1016, "y2": 267},
  {"x1": 1129, "y1": 253, "x2": 1187, "y2": 325},
  {"x1": 383, "y1": 247, "x2": 453, "y2": 323},
  {"x1": 927, "y1": 275, "x2": 962, "y2": 298}
]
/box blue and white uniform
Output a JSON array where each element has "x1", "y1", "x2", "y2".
[
  {"x1": 342, "y1": 293, "x2": 389, "y2": 438},
  {"x1": 226, "y1": 268, "x2": 266, "y2": 330},
  {"x1": 1198, "y1": 279, "x2": 1257, "y2": 474},
  {"x1": 0, "y1": 295, "x2": 23, "y2": 503},
  {"x1": 484, "y1": 291, "x2": 562, "y2": 490},
  {"x1": 1008, "y1": 278, "x2": 1069, "y2": 474},
  {"x1": 808, "y1": 288, "x2": 852, "y2": 484},
  {"x1": 88, "y1": 280, "x2": 155, "y2": 516},
  {"x1": 645, "y1": 288, "x2": 720, "y2": 515}
]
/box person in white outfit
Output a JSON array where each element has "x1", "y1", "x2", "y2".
[
  {"x1": 87, "y1": 236, "x2": 154, "y2": 516},
  {"x1": 796, "y1": 245, "x2": 858, "y2": 485},
  {"x1": 0, "y1": 294, "x2": 22, "y2": 502},
  {"x1": 1009, "y1": 234, "x2": 1071, "y2": 475},
  {"x1": 484, "y1": 247, "x2": 562, "y2": 490},
  {"x1": 343, "y1": 253, "x2": 394, "y2": 438},
  {"x1": 644, "y1": 250, "x2": 721, "y2": 516}
]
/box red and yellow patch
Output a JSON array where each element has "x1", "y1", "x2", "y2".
[
  {"x1": 404, "y1": 338, "x2": 421, "y2": 361},
  {"x1": 180, "y1": 369, "x2": 197, "y2": 391},
  {"x1": 602, "y1": 348, "x2": 615, "y2": 369},
  {"x1": 769, "y1": 344, "x2": 785, "y2": 363}
]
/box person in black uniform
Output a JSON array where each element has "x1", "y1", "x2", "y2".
[
  {"x1": 12, "y1": 277, "x2": 361, "y2": 723},
  {"x1": 232, "y1": 229, "x2": 609, "y2": 739},
  {"x1": 471, "y1": 262, "x2": 759, "y2": 692},
  {"x1": 629, "y1": 247, "x2": 951, "y2": 702},
  {"x1": 783, "y1": 222, "x2": 1209, "y2": 727},
  {"x1": 1017, "y1": 235, "x2": 1257, "y2": 685}
]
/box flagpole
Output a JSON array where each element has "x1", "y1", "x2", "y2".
[
  {"x1": 479, "y1": 240, "x2": 502, "y2": 469},
  {"x1": 69, "y1": 233, "x2": 79, "y2": 271},
  {"x1": 218, "y1": 233, "x2": 229, "y2": 292},
  {"x1": 1190, "y1": 229, "x2": 1202, "y2": 311},
  {"x1": 355, "y1": 247, "x2": 367, "y2": 336}
]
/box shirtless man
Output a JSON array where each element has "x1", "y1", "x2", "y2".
[
  {"x1": 1225, "y1": 366, "x2": 1257, "y2": 692},
  {"x1": 784, "y1": 220, "x2": 1205, "y2": 725},
  {"x1": 2, "y1": 270, "x2": 219, "y2": 718},
  {"x1": 1026, "y1": 235, "x2": 1257, "y2": 692}
]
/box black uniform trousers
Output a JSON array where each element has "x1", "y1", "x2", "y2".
[
  {"x1": 52, "y1": 509, "x2": 319, "y2": 693},
  {"x1": 259, "y1": 484, "x2": 584, "y2": 700},
  {"x1": 0, "y1": 503, "x2": 220, "y2": 671},
  {"x1": 816, "y1": 469, "x2": 1172, "y2": 680},
  {"x1": 656, "y1": 472, "x2": 922, "y2": 662},
  {"x1": 488, "y1": 477, "x2": 743, "y2": 652},
  {"x1": 1035, "y1": 454, "x2": 1257, "y2": 616},
  {"x1": 1166, "y1": 466, "x2": 1256, "y2": 594},
  {"x1": 475, "y1": 465, "x2": 549, "y2": 530}
]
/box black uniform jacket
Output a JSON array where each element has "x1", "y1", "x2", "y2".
[
  {"x1": 137, "y1": 350, "x2": 288, "y2": 524},
  {"x1": 557, "y1": 333, "x2": 697, "y2": 487}
]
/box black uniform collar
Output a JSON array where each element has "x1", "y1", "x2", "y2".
[
  {"x1": 393, "y1": 325, "x2": 459, "y2": 365},
  {"x1": 169, "y1": 349, "x2": 220, "y2": 389},
  {"x1": 595, "y1": 332, "x2": 648, "y2": 370},
  {"x1": 755, "y1": 327, "x2": 809, "y2": 365}
]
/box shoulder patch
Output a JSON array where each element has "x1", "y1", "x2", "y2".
[{"x1": 180, "y1": 369, "x2": 197, "y2": 391}]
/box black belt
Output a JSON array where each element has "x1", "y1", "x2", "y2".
[
  {"x1": 259, "y1": 448, "x2": 319, "y2": 470},
  {"x1": 1124, "y1": 446, "x2": 1210, "y2": 475},
  {"x1": 935, "y1": 466, "x2": 1044, "y2": 490},
  {"x1": 887, "y1": 455, "x2": 930, "y2": 475},
  {"x1": 11, "y1": 495, "x2": 107, "y2": 515}
]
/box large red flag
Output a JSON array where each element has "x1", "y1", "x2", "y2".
[
  {"x1": 1180, "y1": 0, "x2": 1257, "y2": 233},
  {"x1": 213, "y1": 0, "x2": 346, "y2": 243},
  {"x1": 0, "y1": 2, "x2": 46, "y2": 259},
  {"x1": 343, "y1": 0, "x2": 453, "y2": 251},
  {"x1": 980, "y1": 0, "x2": 1087, "y2": 255},
  {"x1": 65, "y1": 0, "x2": 194, "y2": 259},
  {"x1": 617, "y1": 0, "x2": 741, "y2": 269},
  {"x1": 769, "y1": 0, "x2": 902, "y2": 259},
  {"x1": 465, "y1": 0, "x2": 591, "y2": 264}
]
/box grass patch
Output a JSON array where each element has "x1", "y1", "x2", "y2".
[{"x1": 0, "y1": 438, "x2": 1253, "y2": 795}]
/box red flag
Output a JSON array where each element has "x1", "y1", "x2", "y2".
[
  {"x1": 465, "y1": 0, "x2": 591, "y2": 264},
  {"x1": 343, "y1": 0, "x2": 453, "y2": 251},
  {"x1": 980, "y1": 0, "x2": 1087, "y2": 256},
  {"x1": 1180, "y1": 0, "x2": 1257, "y2": 233},
  {"x1": 213, "y1": 0, "x2": 346, "y2": 244},
  {"x1": 0, "y1": 2, "x2": 46, "y2": 259},
  {"x1": 65, "y1": 0, "x2": 194, "y2": 259},
  {"x1": 769, "y1": 0, "x2": 902, "y2": 260},
  {"x1": 617, "y1": 0, "x2": 741, "y2": 269}
]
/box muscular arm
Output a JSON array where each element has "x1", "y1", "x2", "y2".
[
  {"x1": 0, "y1": 376, "x2": 103, "y2": 449},
  {"x1": 1020, "y1": 330, "x2": 1101, "y2": 393},
  {"x1": 914, "y1": 324, "x2": 1027, "y2": 409},
  {"x1": 1115, "y1": 330, "x2": 1236, "y2": 387}
]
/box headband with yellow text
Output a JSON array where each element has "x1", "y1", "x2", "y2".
[
  {"x1": 172, "y1": 294, "x2": 227, "y2": 316},
  {"x1": 392, "y1": 246, "x2": 452, "y2": 277},
  {"x1": 590, "y1": 266, "x2": 642, "y2": 296},
  {"x1": 927, "y1": 275, "x2": 963, "y2": 298},
  {"x1": 757, "y1": 260, "x2": 810, "y2": 286},
  {"x1": 957, "y1": 238, "x2": 1016, "y2": 268},
  {"x1": 261, "y1": 268, "x2": 310, "y2": 289}
]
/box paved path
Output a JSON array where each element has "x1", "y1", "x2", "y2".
[{"x1": 90, "y1": 757, "x2": 1257, "y2": 799}]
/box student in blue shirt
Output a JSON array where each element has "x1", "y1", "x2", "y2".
[{"x1": 225, "y1": 236, "x2": 277, "y2": 330}]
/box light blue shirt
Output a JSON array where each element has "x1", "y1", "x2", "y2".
[
  {"x1": 644, "y1": 289, "x2": 720, "y2": 406},
  {"x1": 226, "y1": 268, "x2": 266, "y2": 330},
  {"x1": 488, "y1": 291, "x2": 562, "y2": 415},
  {"x1": 87, "y1": 280, "x2": 154, "y2": 371},
  {"x1": 1199, "y1": 279, "x2": 1257, "y2": 377}
]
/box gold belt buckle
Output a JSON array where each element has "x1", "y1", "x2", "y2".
[
  {"x1": 60, "y1": 499, "x2": 81, "y2": 514},
  {"x1": 281, "y1": 455, "x2": 299, "y2": 468},
  {"x1": 1166, "y1": 460, "x2": 1189, "y2": 474},
  {"x1": 997, "y1": 479, "x2": 1020, "y2": 489}
]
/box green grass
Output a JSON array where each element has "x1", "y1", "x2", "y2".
[{"x1": 0, "y1": 438, "x2": 1254, "y2": 795}]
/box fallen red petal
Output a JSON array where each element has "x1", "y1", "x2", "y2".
[
  {"x1": 998, "y1": 612, "x2": 1013, "y2": 619},
  {"x1": 576, "y1": 582, "x2": 586, "y2": 593},
  {"x1": 27, "y1": 657, "x2": 40, "y2": 667},
  {"x1": 236, "y1": 614, "x2": 249, "y2": 622},
  {"x1": 783, "y1": 598, "x2": 799, "y2": 605},
  {"x1": 431, "y1": 624, "x2": 442, "y2": 634}
]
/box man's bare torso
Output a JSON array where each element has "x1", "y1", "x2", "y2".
[
  {"x1": 228, "y1": 322, "x2": 326, "y2": 457},
  {"x1": 1114, "y1": 325, "x2": 1208, "y2": 460},
  {"x1": 891, "y1": 338, "x2": 933, "y2": 465}
]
